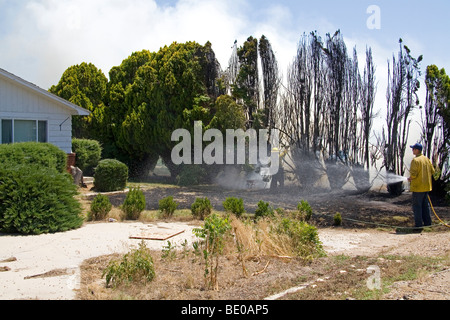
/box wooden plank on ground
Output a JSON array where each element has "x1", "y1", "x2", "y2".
[{"x1": 129, "y1": 229, "x2": 185, "y2": 241}]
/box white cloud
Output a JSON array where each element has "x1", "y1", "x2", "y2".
[
  {"x1": 0, "y1": 0, "x2": 343, "y2": 91},
  {"x1": 0, "y1": 0, "x2": 430, "y2": 146},
  {"x1": 0, "y1": 0, "x2": 248, "y2": 89}
]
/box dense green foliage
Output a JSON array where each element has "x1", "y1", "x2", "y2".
[
  {"x1": 49, "y1": 62, "x2": 108, "y2": 140},
  {"x1": 0, "y1": 142, "x2": 67, "y2": 173},
  {"x1": 121, "y1": 187, "x2": 146, "y2": 220},
  {"x1": 158, "y1": 196, "x2": 178, "y2": 218},
  {"x1": 89, "y1": 194, "x2": 112, "y2": 221},
  {"x1": 207, "y1": 95, "x2": 246, "y2": 132},
  {"x1": 72, "y1": 138, "x2": 102, "y2": 176},
  {"x1": 296, "y1": 200, "x2": 313, "y2": 222},
  {"x1": 274, "y1": 217, "x2": 325, "y2": 259},
  {"x1": 333, "y1": 212, "x2": 342, "y2": 226},
  {"x1": 0, "y1": 165, "x2": 83, "y2": 235},
  {"x1": 191, "y1": 197, "x2": 212, "y2": 220},
  {"x1": 254, "y1": 200, "x2": 274, "y2": 219},
  {"x1": 93, "y1": 159, "x2": 128, "y2": 192},
  {"x1": 50, "y1": 41, "x2": 230, "y2": 179},
  {"x1": 222, "y1": 197, "x2": 245, "y2": 217}
]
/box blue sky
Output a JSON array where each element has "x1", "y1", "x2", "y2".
[{"x1": 0, "y1": 0, "x2": 449, "y2": 137}]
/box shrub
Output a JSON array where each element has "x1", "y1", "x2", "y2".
[
  {"x1": 254, "y1": 200, "x2": 274, "y2": 219},
  {"x1": 94, "y1": 159, "x2": 128, "y2": 192},
  {"x1": 159, "y1": 196, "x2": 178, "y2": 218},
  {"x1": 122, "y1": 187, "x2": 146, "y2": 220},
  {"x1": 333, "y1": 212, "x2": 342, "y2": 226},
  {"x1": 275, "y1": 218, "x2": 325, "y2": 259},
  {"x1": 191, "y1": 197, "x2": 212, "y2": 220},
  {"x1": 72, "y1": 139, "x2": 102, "y2": 176},
  {"x1": 102, "y1": 241, "x2": 155, "y2": 288},
  {"x1": 0, "y1": 142, "x2": 67, "y2": 173},
  {"x1": 0, "y1": 164, "x2": 83, "y2": 235},
  {"x1": 223, "y1": 197, "x2": 245, "y2": 217},
  {"x1": 297, "y1": 200, "x2": 313, "y2": 222},
  {"x1": 90, "y1": 194, "x2": 112, "y2": 221}
]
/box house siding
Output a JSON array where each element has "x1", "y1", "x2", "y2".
[{"x1": 0, "y1": 75, "x2": 77, "y2": 153}]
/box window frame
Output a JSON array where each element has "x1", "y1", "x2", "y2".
[{"x1": 0, "y1": 118, "x2": 48, "y2": 144}]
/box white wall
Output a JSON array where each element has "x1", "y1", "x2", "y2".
[{"x1": 0, "y1": 76, "x2": 74, "y2": 153}]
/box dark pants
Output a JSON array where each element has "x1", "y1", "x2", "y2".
[{"x1": 412, "y1": 192, "x2": 432, "y2": 228}]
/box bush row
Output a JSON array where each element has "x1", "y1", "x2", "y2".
[{"x1": 90, "y1": 191, "x2": 314, "y2": 224}]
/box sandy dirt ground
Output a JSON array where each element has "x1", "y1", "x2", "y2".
[
  {"x1": 1, "y1": 221, "x2": 448, "y2": 300},
  {"x1": 1, "y1": 184, "x2": 449, "y2": 300},
  {"x1": 0, "y1": 221, "x2": 198, "y2": 300}
]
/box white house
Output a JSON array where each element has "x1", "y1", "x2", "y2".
[{"x1": 0, "y1": 68, "x2": 90, "y2": 154}]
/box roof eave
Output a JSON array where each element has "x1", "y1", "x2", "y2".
[{"x1": 0, "y1": 68, "x2": 91, "y2": 116}]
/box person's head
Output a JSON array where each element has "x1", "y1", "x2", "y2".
[{"x1": 410, "y1": 143, "x2": 423, "y2": 156}]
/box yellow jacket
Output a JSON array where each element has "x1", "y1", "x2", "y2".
[{"x1": 409, "y1": 154, "x2": 435, "y2": 192}]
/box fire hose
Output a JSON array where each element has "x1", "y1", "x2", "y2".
[{"x1": 428, "y1": 194, "x2": 450, "y2": 229}]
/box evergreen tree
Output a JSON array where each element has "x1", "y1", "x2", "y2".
[{"x1": 49, "y1": 62, "x2": 108, "y2": 140}]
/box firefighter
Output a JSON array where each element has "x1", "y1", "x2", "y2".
[{"x1": 407, "y1": 143, "x2": 435, "y2": 228}]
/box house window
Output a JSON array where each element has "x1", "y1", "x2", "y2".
[
  {"x1": 0, "y1": 119, "x2": 48, "y2": 144},
  {"x1": 1, "y1": 119, "x2": 12, "y2": 144}
]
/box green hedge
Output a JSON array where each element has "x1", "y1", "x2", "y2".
[
  {"x1": 72, "y1": 139, "x2": 102, "y2": 176},
  {"x1": 94, "y1": 159, "x2": 128, "y2": 192},
  {"x1": 0, "y1": 142, "x2": 67, "y2": 173},
  {"x1": 0, "y1": 165, "x2": 83, "y2": 235}
]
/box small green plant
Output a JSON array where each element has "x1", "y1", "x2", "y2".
[
  {"x1": 122, "y1": 187, "x2": 146, "y2": 220},
  {"x1": 191, "y1": 197, "x2": 212, "y2": 220},
  {"x1": 333, "y1": 212, "x2": 342, "y2": 226},
  {"x1": 180, "y1": 239, "x2": 190, "y2": 258},
  {"x1": 161, "y1": 241, "x2": 177, "y2": 260},
  {"x1": 193, "y1": 213, "x2": 231, "y2": 290},
  {"x1": 90, "y1": 194, "x2": 112, "y2": 221},
  {"x1": 254, "y1": 200, "x2": 274, "y2": 219},
  {"x1": 222, "y1": 197, "x2": 245, "y2": 217},
  {"x1": 297, "y1": 200, "x2": 313, "y2": 221},
  {"x1": 102, "y1": 241, "x2": 155, "y2": 288},
  {"x1": 159, "y1": 196, "x2": 178, "y2": 218}
]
